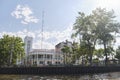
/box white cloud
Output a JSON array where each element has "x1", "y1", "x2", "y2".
[
  {"x1": 11, "y1": 5, "x2": 39, "y2": 24},
  {"x1": 0, "y1": 25, "x2": 73, "y2": 49},
  {"x1": 1, "y1": 25, "x2": 120, "y2": 49},
  {"x1": 32, "y1": 25, "x2": 73, "y2": 49},
  {"x1": 37, "y1": 25, "x2": 73, "y2": 44},
  {"x1": 33, "y1": 40, "x2": 54, "y2": 49}
]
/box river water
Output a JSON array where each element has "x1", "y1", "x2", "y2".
[{"x1": 0, "y1": 72, "x2": 120, "y2": 80}]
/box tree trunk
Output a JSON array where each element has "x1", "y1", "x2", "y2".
[
  {"x1": 104, "y1": 43, "x2": 108, "y2": 66},
  {"x1": 82, "y1": 56, "x2": 84, "y2": 65},
  {"x1": 63, "y1": 54, "x2": 65, "y2": 65},
  {"x1": 89, "y1": 53, "x2": 93, "y2": 66},
  {"x1": 88, "y1": 40, "x2": 93, "y2": 66}
]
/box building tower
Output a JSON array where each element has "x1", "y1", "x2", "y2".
[{"x1": 24, "y1": 36, "x2": 33, "y2": 56}]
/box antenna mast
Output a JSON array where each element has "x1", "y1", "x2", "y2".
[{"x1": 41, "y1": 11, "x2": 44, "y2": 49}]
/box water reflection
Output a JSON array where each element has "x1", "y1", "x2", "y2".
[{"x1": 0, "y1": 72, "x2": 120, "y2": 80}]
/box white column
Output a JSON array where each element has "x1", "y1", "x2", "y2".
[{"x1": 37, "y1": 52, "x2": 39, "y2": 66}]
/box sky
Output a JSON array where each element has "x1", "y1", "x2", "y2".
[{"x1": 0, "y1": 0, "x2": 120, "y2": 49}]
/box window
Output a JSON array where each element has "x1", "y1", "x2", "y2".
[
  {"x1": 39, "y1": 61, "x2": 44, "y2": 64},
  {"x1": 47, "y1": 61, "x2": 52, "y2": 65},
  {"x1": 32, "y1": 55, "x2": 35, "y2": 58},
  {"x1": 55, "y1": 62, "x2": 60, "y2": 65},
  {"x1": 47, "y1": 55, "x2": 50, "y2": 59},
  {"x1": 38, "y1": 55, "x2": 43, "y2": 59}
]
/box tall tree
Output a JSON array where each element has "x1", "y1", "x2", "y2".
[
  {"x1": 72, "y1": 8, "x2": 120, "y2": 66},
  {"x1": 72, "y1": 12, "x2": 96, "y2": 65},
  {"x1": 115, "y1": 46, "x2": 120, "y2": 63},
  {"x1": 0, "y1": 35, "x2": 25, "y2": 66},
  {"x1": 92, "y1": 8, "x2": 120, "y2": 65}
]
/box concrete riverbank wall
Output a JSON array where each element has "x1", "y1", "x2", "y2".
[{"x1": 0, "y1": 66, "x2": 120, "y2": 75}]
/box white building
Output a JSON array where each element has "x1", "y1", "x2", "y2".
[
  {"x1": 23, "y1": 36, "x2": 63, "y2": 66},
  {"x1": 24, "y1": 36, "x2": 33, "y2": 56},
  {"x1": 55, "y1": 40, "x2": 73, "y2": 53},
  {"x1": 28, "y1": 49, "x2": 63, "y2": 66}
]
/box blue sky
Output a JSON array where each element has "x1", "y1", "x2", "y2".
[{"x1": 0, "y1": 0, "x2": 120, "y2": 49}]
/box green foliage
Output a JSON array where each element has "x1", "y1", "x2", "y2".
[
  {"x1": 115, "y1": 46, "x2": 120, "y2": 61},
  {"x1": 72, "y1": 8, "x2": 120, "y2": 66},
  {"x1": 71, "y1": 42, "x2": 80, "y2": 63},
  {"x1": 72, "y1": 10, "x2": 96, "y2": 65},
  {"x1": 61, "y1": 45, "x2": 71, "y2": 64},
  {"x1": 91, "y1": 8, "x2": 120, "y2": 65},
  {"x1": 0, "y1": 35, "x2": 25, "y2": 66},
  {"x1": 94, "y1": 48, "x2": 104, "y2": 59}
]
